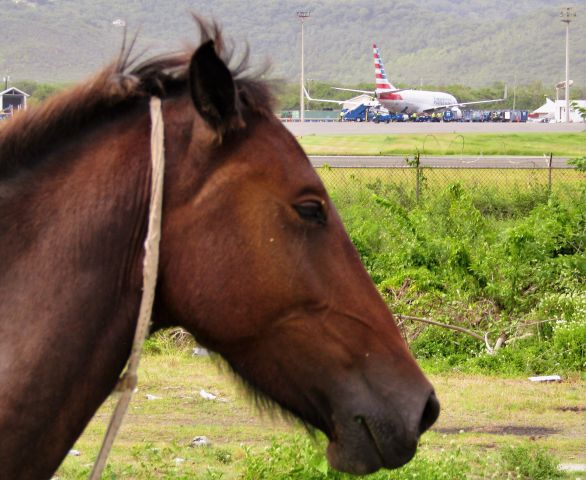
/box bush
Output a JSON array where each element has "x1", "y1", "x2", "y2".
[
  {"x1": 144, "y1": 328, "x2": 196, "y2": 355},
  {"x1": 467, "y1": 341, "x2": 554, "y2": 375},
  {"x1": 418, "y1": 321, "x2": 586, "y2": 375},
  {"x1": 551, "y1": 322, "x2": 586, "y2": 371},
  {"x1": 326, "y1": 175, "x2": 585, "y2": 374},
  {"x1": 500, "y1": 444, "x2": 563, "y2": 479},
  {"x1": 410, "y1": 326, "x2": 482, "y2": 359}
]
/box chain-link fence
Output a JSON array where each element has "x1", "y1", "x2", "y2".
[{"x1": 316, "y1": 155, "x2": 584, "y2": 213}]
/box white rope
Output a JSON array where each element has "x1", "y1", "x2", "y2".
[{"x1": 89, "y1": 97, "x2": 165, "y2": 480}]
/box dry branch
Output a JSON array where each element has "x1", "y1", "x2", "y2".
[
  {"x1": 395, "y1": 314, "x2": 555, "y2": 355},
  {"x1": 395, "y1": 314, "x2": 485, "y2": 341}
]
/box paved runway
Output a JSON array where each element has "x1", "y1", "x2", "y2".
[
  {"x1": 309, "y1": 155, "x2": 570, "y2": 169},
  {"x1": 285, "y1": 121, "x2": 585, "y2": 136}
]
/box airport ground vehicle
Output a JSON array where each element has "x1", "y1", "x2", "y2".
[
  {"x1": 463, "y1": 109, "x2": 528, "y2": 123},
  {"x1": 341, "y1": 104, "x2": 372, "y2": 121},
  {"x1": 336, "y1": 104, "x2": 528, "y2": 123}
]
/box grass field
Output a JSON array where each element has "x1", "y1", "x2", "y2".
[
  {"x1": 297, "y1": 133, "x2": 586, "y2": 157},
  {"x1": 55, "y1": 352, "x2": 585, "y2": 479}
]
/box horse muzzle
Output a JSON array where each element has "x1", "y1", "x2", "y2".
[{"x1": 325, "y1": 386, "x2": 440, "y2": 474}]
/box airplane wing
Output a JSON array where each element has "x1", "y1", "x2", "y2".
[
  {"x1": 331, "y1": 87, "x2": 375, "y2": 95},
  {"x1": 303, "y1": 87, "x2": 378, "y2": 107},
  {"x1": 332, "y1": 87, "x2": 407, "y2": 95},
  {"x1": 421, "y1": 86, "x2": 508, "y2": 112}
]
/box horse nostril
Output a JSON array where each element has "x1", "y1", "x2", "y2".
[{"x1": 419, "y1": 391, "x2": 440, "y2": 435}]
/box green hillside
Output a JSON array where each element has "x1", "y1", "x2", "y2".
[{"x1": 1, "y1": 0, "x2": 585, "y2": 90}]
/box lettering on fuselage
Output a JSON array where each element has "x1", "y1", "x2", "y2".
[{"x1": 433, "y1": 97, "x2": 453, "y2": 106}]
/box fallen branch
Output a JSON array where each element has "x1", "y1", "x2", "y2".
[
  {"x1": 493, "y1": 332, "x2": 508, "y2": 352},
  {"x1": 484, "y1": 332, "x2": 494, "y2": 354},
  {"x1": 395, "y1": 315, "x2": 540, "y2": 355},
  {"x1": 395, "y1": 314, "x2": 557, "y2": 354},
  {"x1": 395, "y1": 315, "x2": 485, "y2": 341}
]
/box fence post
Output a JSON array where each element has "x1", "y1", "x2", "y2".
[
  {"x1": 415, "y1": 151, "x2": 421, "y2": 203},
  {"x1": 547, "y1": 152, "x2": 553, "y2": 197}
]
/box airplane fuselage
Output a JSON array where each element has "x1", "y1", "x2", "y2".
[
  {"x1": 304, "y1": 43, "x2": 502, "y2": 118},
  {"x1": 378, "y1": 90, "x2": 458, "y2": 114}
]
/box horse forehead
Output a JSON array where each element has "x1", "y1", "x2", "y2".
[{"x1": 240, "y1": 119, "x2": 315, "y2": 181}]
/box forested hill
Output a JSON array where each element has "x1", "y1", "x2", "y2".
[{"x1": 2, "y1": 0, "x2": 585, "y2": 89}]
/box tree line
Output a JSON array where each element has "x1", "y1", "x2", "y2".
[
  {"x1": 13, "y1": 79, "x2": 586, "y2": 113},
  {"x1": 280, "y1": 80, "x2": 586, "y2": 112}
]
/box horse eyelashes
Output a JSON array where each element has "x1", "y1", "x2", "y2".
[{"x1": 293, "y1": 201, "x2": 327, "y2": 225}]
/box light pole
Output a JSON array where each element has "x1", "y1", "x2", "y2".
[
  {"x1": 560, "y1": 6, "x2": 576, "y2": 123},
  {"x1": 297, "y1": 11, "x2": 310, "y2": 123}
]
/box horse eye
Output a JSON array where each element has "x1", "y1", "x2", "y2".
[{"x1": 293, "y1": 200, "x2": 327, "y2": 225}]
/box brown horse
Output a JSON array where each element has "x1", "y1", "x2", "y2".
[{"x1": 0, "y1": 18, "x2": 438, "y2": 479}]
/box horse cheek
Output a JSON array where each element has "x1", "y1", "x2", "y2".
[{"x1": 158, "y1": 211, "x2": 268, "y2": 346}]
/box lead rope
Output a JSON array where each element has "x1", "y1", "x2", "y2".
[{"x1": 89, "y1": 97, "x2": 165, "y2": 480}]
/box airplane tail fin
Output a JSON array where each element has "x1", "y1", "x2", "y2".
[{"x1": 373, "y1": 44, "x2": 397, "y2": 92}]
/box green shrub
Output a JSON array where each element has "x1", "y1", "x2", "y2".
[
  {"x1": 568, "y1": 156, "x2": 586, "y2": 172},
  {"x1": 467, "y1": 341, "x2": 555, "y2": 375},
  {"x1": 410, "y1": 326, "x2": 482, "y2": 359},
  {"x1": 144, "y1": 328, "x2": 196, "y2": 355},
  {"x1": 422, "y1": 321, "x2": 586, "y2": 375},
  {"x1": 327, "y1": 176, "x2": 585, "y2": 374},
  {"x1": 551, "y1": 322, "x2": 586, "y2": 371},
  {"x1": 500, "y1": 444, "x2": 563, "y2": 479}
]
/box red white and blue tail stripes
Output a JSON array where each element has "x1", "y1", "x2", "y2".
[{"x1": 373, "y1": 44, "x2": 396, "y2": 92}]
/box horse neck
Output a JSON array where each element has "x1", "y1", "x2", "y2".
[{"x1": 0, "y1": 107, "x2": 155, "y2": 478}]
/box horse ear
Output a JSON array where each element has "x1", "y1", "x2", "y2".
[{"x1": 189, "y1": 40, "x2": 237, "y2": 132}]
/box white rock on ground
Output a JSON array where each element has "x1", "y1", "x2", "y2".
[{"x1": 190, "y1": 436, "x2": 211, "y2": 448}]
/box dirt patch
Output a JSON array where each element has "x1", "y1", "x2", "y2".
[
  {"x1": 478, "y1": 425, "x2": 561, "y2": 436},
  {"x1": 555, "y1": 406, "x2": 586, "y2": 413},
  {"x1": 475, "y1": 442, "x2": 498, "y2": 449},
  {"x1": 434, "y1": 425, "x2": 560, "y2": 437}
]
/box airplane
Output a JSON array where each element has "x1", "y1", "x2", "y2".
[{"x1": 305, "y1": 44, "x2": 507, "y2": 119}]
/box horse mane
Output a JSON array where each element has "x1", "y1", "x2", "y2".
[{"x1": 0, "y1": 15, "x2": 274, "y2": 179}]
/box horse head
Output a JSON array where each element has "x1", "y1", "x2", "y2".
[
  {"x1": 0, "y1": 18, "x2": 437, "y2": 478},
  {"x1": 156, "y1": 26, "x2": 439, "y2": 475}
]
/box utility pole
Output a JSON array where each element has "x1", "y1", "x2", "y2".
[
  {"x1": 560, "y1": 6, "x2": 576, "y2": 123},
  {"x1": 512, "y1": 73, "x2": 517, "y2": 111},
  {"x1": 297, "y1": 11, "x2": 310, "y2": 123}
]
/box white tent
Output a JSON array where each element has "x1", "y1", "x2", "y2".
[{"x1": 530, "y1": 97, "x2": 586, "y2": 123}]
